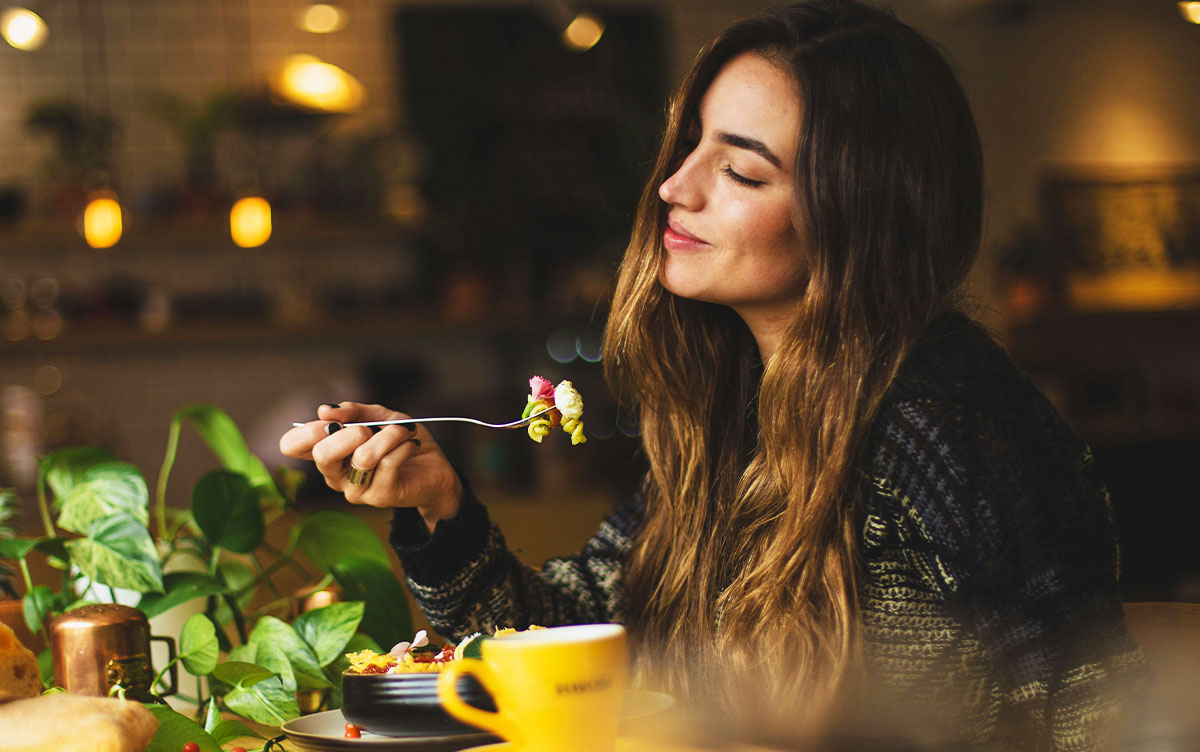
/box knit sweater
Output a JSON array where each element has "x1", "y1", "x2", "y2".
[{"x1": 389, "y1": 313, "x2": 1146, "y2": 750}]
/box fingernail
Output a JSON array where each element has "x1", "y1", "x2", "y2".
[
  {"x1": 324, "y1": 403, "x2": 341, "y2": 408},
  {"x1": 325, "y1": 422, "x2": 343, "y2": 434},
  {"x1": 370, "y1": 425, "x2": 383, "y2": 434},
  {"x1": 409, "y1": 438, "x2": 422, "y2": 448},
  {"x1": 408, "y1": 422, "x2": 421, "y2": 433}
]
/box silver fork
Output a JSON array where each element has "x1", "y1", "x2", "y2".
[{"x1": 292, "y1": 405, "x2": 555, "y2": 431}]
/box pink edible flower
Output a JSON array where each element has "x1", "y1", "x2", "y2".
[{"x1": 528, "y1": 375, "x2": 555, "y2": 403}]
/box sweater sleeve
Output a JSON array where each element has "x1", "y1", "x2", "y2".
[
  {"x1": 389, "y1": 477, "x2": 641, "y2": 642},
  {"x1": 870, "y1": 346, "x2": 1147, "y2": 750}
]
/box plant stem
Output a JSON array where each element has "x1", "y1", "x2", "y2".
[
  {"x1": 222, "y1": 592, "x2": 249, "y2": 643},
  {"x1": 257, "y1": 539, "x2": 312, "y2": 581},
  {"x1": 251, "y1": 552, "x2": 284, "y2": 602},
  {"x1": 154, "y1": 412, "x2": 183, "y2": 541},
  {"x1": 249, "y1": 573, "x2": 333, "y2": 620},
  {"x1": 235, "y1": 540, "x2": 300, "y2": 599},
  {"x1": 153, "y1": 655, "x2": 180, "y2": 694},
  {"x1": 35, "y1": 472, "x2": 54, "y2": 538},
  {"x1": 17, "y1": 558, "x2": 34, "y2": 597}
]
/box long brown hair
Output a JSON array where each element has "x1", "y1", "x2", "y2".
[{"x1": 603, "y1": 0, "x2": 983, "y2": 730}]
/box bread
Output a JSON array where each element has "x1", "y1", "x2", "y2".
[
  {"x1": 0, "y1": 694, "x2": 158, "y2": 752},
  {"x1": 0, "y1": 620, "x2": 40, "y2": 701}
]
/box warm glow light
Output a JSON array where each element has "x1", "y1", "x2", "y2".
[
  {"x1": 1180, "y1": 2, "x2": 1200, "y2": 23},
  {"x1": 82, "y1": 196, "x2": 123, "y2": 249},
  {"x1": 562, "y1": 13, "x2": 604, "y2": 52},
  {"x1": 274, "y1": 54, "x2": 365, "y2": 113},
  {"x1": 1, "y1": 7, "x2": 48, "y2": 51},
  {"x1": 230, "y1": 196, "x2": 272, "y2": 248},
  {"x1": 298, "y1": 3, "x2": 346, "y2": 33}
]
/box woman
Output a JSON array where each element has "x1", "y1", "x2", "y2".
[{"x1": 281, "y1": 1, "x2": 1144, "y2": 747}]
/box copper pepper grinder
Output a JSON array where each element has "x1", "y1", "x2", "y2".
[{"x1": 49, "y1": 603, "x2": 177, "y2": 698}]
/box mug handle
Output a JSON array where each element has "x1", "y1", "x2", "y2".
[
  {"x1": 151, "y1": 635, "x2": 178, "y2": 697},
  {"x1": 437, "y1": 660, "x2": 522, "y2": 745}
]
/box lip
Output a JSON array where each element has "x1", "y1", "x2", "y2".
[{"x1": 663, "y1": 219, "x2": 709, "y2": 252}]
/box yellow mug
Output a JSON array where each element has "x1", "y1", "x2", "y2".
[{"x1": 438, "y1": 624, "x2": 628, "y2": 752}]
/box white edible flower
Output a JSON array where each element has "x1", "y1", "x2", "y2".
[{"x1": 554, "y1": 380, "x2": 584, "y2": 420}]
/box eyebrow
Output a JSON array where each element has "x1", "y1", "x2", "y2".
[{"x1": 716, "y1": 131, "x2": 782, "y2": 169}]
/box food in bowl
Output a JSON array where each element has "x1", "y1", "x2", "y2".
[{"x1": 340, "y1": 627, "x2": 543, "y2": 738}]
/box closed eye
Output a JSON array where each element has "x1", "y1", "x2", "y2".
[{"x1": 722, "y1": 166, "x2": 765, "y2": 188}]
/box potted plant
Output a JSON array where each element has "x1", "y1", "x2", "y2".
[{"x1": 0, "y1": 404, "x2": 413, "y2": 749}]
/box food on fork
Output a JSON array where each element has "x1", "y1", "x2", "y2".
[{"x1": 524, "y1": 376, "x2": 587, "y2": 445}]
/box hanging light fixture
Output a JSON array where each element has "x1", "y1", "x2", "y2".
[
  {"x1": 1180, "y1": 2, "x2": 1200, "y2": 23},
  {"x1": 230, "y1": 196, "x2": 272, "y2": 248},
  {"x1": 1, "y1": 7, "x2": 48, "y2": 50},
  {"x1": 81, "y1": 192, "x2": 123, "y2": 249}
]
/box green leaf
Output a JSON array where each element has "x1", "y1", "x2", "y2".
[
  {"x1": 179, "y1": 613, "x2": 220, "y2": 676},
  {"x1": 211, "y1": 719, "x2": 264, "y2": 747},
  {"x1": 0, "y1": 537, "x2": 40, "y2": 560},
  {"x1": 39, "y1": 447, "x2": 115, "y2": 507},
  {"x1": 138, "y1": 572, "x2": 228, "y2": 619},
  {"x1": 248, "y1": 615, "x2": 330, "y2": 689},
  {"x1": 176, "y1": 405, "x2": 279, "y2": 501},
  {"x1": 191, "y1": 471, "x2": 264, "y2": 553},
  {"x1": 293, "y1": 510, "x2": 391, "y2": 572},
  {"x1": 292, "y1": 601, "x2": 365, "y2": 667},
  {"x1": 460, "y1": 633, "x2": 489, "y2": 660},
  {"x1": 244, "y1": 639, "x2": 297, "y2": 692},
  {"x1": 23, "y1": 585, "x2": 56, "y2": 634},
  {"x1": 65, "y1": 514, "x2": 163, "y2": 593},
  {"x1": 213, "y1": 560, "x2": 254, "y2": 628},
  {"x1": 223, "y1": 675, "x2": 300, "y2": 726},
  {"x1": 202, "y1": 697, "x2": 221, "y2": 735},
  {"x1": 56, "y1": 461, "x2": 148, "y2": 534},
  {"x1": 212, "y1": 660, "x2": 274, "y2": 687},
  {"x1": 329, "y1": 556, "x2": 413, "y2": 650},
  {"x1": 144, "y1": 705, "x2": 222, "y2": 752}
]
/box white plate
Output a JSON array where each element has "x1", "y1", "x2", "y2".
[
  {"x1": 281, "y1": 690, "x2": 674, "y2": 752},
  {"x1": 282, "y1": 709, "x2": 497, "y2": 752}
]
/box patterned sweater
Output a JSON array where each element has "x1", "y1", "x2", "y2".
[{"x1": 390, "y1": 313, "x2": 1146, "y2": 750}]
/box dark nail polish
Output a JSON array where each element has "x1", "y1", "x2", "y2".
[
  {"x1": 325, "y1": 422, "x2": 343, "y2": 434},
  {"x1": 410, "y1": 438, "x2": 422, "y2": 447},
  {"x1": 408, "y1": 422, "x2": 421, "y2": 433},
  {"x1": 324, "y1": 403, "x2": 341, "y2": 408},
  {"x1": 370, "y1": 425, "x2": 383, "y2": 434}
]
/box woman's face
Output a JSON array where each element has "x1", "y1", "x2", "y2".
[{"x1": 658, "y1": 52, "x2": 807, "y2": 319}]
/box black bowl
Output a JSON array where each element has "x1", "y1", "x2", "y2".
[{"x1": 340, "y1": 671, "x2": 497, "y2": 738}]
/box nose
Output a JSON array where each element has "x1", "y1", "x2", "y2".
[{"x1": 658, "y1": 149, "x2": 704, "y2": 210}]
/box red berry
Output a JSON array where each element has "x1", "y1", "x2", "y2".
[
  {"x1": 344, "y1": 725, "x2": 361, "y2": 738},
  {"x1": 182, "y1": 743, "x2": 200, "y2": 752},
  {"x1": 232, "y1": 748, "x2": 247, "y2": 752}
]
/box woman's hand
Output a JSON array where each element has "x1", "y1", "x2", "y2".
[{"x1": 279, "y1": 402, "x2": 463, "y2": 533}]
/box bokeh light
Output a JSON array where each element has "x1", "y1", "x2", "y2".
[
  {"x1": 562, "y1": 13, "x2": 604, "y2": 52},
  {"x1": 82, "y1": 195, "x2": 123, "y2": 249},
  {"x1": 34, "y1": 365, "x2": 62, "y2": 395},
  {"x1": 546, "y1": 329, "x2": 578, "y2": 364},
  {"x1": 230, "y1": 196, "x2": 272, "y2": 248},
  {"x1": 1, "y1": 8, "x2": 48, "y2": 51},
  {"x1": 274, "y1": 54, "x2": 365, "y2": 113},
  {"x1": 298, "y1": 3, "x2": 347, "y2": 33}
]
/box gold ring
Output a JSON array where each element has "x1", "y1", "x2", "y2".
[{"x1": 346, "y1": 464, "x2": 375, "y2": 487}]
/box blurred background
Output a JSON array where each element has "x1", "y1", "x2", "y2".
[{"x1": 0, "y1": 0, "x2": 1198, "y2": 604}]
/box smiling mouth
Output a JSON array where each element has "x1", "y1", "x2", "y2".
[{"x1": 663, "y1": 220, "x2": 708, "y2": 251}]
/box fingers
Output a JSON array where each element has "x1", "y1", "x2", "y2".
[{"x1": 343, "y1": 435, "x2": 424, "y2": 507}]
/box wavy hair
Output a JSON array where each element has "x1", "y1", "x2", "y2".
[{"x1": 603, "y1": 0, "x2": 983, "y2": 730}]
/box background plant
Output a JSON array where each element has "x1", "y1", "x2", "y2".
[{"x1": 0, "y1": 404, "x2": 413, "y2": 746}]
